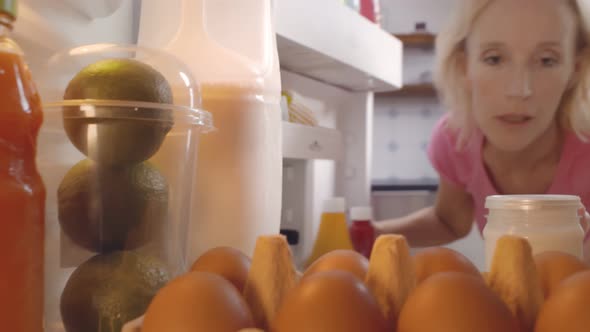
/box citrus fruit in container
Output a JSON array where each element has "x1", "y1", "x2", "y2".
[{"x1": 35, "y1": 43, "x2": 213, "y2": 332}]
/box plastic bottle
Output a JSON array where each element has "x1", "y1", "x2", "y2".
[
  {"x1": 359, "y1": 0, "x2": 376, "y2": 23},
  {"x1": 0, "y1": 0, "x2": 46, "y2": 330},
  {"x1": 305, "y1": 197, "x2": 354, "y2": 267},
  {"x1": 138, "y1": 0, "x2": 282, "y2": 262},
  {"x1": 349, "y1": 206, "x2": 376, "y2": 259}
]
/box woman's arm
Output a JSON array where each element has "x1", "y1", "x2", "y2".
[{"x1": 373, "y1": 177, "x2": 475, "y2": 247}]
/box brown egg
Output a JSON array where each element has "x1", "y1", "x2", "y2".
[
  {"x1": 412, "y1": 247, "x2": 481, "y2": 283},
  {"x1": 190, "y1": 246, "x2": 251, "y2": 292},
  {"x1": 271, "y1": 270, "x2": 389, "y2": 332},
  {"x1": 398, "y1": 272, "x2": 520, "y2": 332},
  {"x1": 142, "y1": 271, "x2": 255, "y2": 332},
  {"x1": 535, "y1": 271, "x2": 590, "y2": 332},
  {"x1": 302, "y1": 249, "x2": 369, "y2": 281},
  {"x1": 534, "y1": 251, "x2": 588, "y2": 298}
]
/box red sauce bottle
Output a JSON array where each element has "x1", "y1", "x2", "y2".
[{"x1": 349, "y1": 206, "x2": 375, "y2": 259}]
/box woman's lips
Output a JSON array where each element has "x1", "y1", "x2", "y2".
[{"x1": 496, "y1": 114, "x2": 533, "y2": 125}]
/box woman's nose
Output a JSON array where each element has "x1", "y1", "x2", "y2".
[{"x1": 505, "y1": 68, "x2": 533, "y2": 98}]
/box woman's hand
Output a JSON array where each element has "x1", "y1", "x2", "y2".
[
  {"x1": 581, "y1": 210, "x2": 590, "y2": 233},
  {"x1": 580, "y1": 209, "x2": 590, "y2": 265},
  {"x1": 584, "y1": 241, "x2": 590, "y2": 265},
  {"x1": 371, "y1": 220, "x2": 386, "y2": 237}
]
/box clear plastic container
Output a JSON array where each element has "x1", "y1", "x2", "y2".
[
  {"x1": 483, "y1": 195, "x2": 585, "y2": 271},
  {"x1": 35, "y1": 43, "x2": 213, "y2": 332},
  {"x1": 139, "y1": 0, "x2": 283, "y2": 264}
]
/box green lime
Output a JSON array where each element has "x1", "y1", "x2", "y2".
[
  {"x1": 58, "y1": 159, "x2": 168, "y2": 253},
  {"x1": 60, "y1": 251, "x2": 170, "y2": 332},
  {"x1": 63, "y1": 58, "x2": 174, "y2": 165}
]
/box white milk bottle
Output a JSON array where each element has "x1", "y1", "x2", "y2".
[{"x1": 138, "y1": 0, "x2": 282, "y2": 262}]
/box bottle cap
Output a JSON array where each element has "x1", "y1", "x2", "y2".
[
  {"x1": 350, "y1": 206, "x2": 373, "y2": 221},
  {"x1": 323, "y1": 197, "x2": 346, "y2": 213}
]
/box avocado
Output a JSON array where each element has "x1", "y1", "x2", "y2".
[
  {"x1": 58, "y1": 159, "x2": 168, "y2": 253},
  {"x1": 63, "y1": 58, "x2": 174, "y2": 165},
  {"x1": 60, "y1": 251, "x2": 170, "y2": 332}
]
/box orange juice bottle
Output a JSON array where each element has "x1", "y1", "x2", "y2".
[
  {"x1": 305, "y1": 197, "x2": 354, "y2": 267},
  {"x1": 0, "y1": 1, "x2": 46, "y2": 330}
]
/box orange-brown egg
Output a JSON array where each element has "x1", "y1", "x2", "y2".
[
  {"x1": 190, "y1": 246, "x2": 251, "y2": 292},
  {"x1": 142, "y1": 271, "x2": 255, "y2": 332},
  {"x1": 535, "y1": 271, "x2": 590, "y2": 332},
  {"x1": 271, "y1": 270, "x2": 389, "y2": 332},
  {"x1": 534, "y1": 251, "x2": 588, "y2": 297},
  {"x1": 398, "y1": 272, "x2": 520, "y2": 332},
  {"x1": 302, "y1": 249, "x2": 369, "y2": 281},
  {"x1": 412, "y1": 247, "x2": 481, "y2": 283}
]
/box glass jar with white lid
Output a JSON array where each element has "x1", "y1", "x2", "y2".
[{"x1": 483, "y1": 195, "x2": 585, "y2": 270}]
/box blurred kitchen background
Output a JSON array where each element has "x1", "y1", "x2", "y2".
[{"x1": 279, "y1": 0, "x2": 486, "y2": 270}]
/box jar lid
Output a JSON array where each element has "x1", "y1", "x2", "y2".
[{"x1": 485, "y1": 195, "x2": 582, "y2": 210}]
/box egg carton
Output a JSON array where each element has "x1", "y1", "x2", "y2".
[
  {"x1": 123, "y1": 317, "x2": 262, "y2": 332},
  {"x1": 123, "y1": 234, "x2": 546, "y2": 332}
]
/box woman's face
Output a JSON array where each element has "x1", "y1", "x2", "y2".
[{"x1": 464, "y1": 0, "x2": 579, "y2": 151}]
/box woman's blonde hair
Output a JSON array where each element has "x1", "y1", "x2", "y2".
[{"x1": 434, "y1": 0, "x2": 590, "y2": 148}]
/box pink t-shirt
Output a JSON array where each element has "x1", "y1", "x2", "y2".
[{"x1": 427, "y1": 114, "x2": 590, "y2": 234}]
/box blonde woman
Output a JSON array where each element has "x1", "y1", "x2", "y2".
[{"x1": 375, "y1": 0, "x2": 590, "y2": 263}]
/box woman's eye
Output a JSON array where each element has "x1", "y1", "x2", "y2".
[
  {"x1": 483, "y1": 55, "x2": 502, "y2": 66},
  {"x1": 540, "y1": 57, "x2": 558, "y2": 67}
]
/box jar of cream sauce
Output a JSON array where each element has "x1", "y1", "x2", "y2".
[{"x1": 483, "y1": 195, "x2": 585, "y2": 271}]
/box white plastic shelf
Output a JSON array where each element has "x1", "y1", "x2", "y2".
[
  {"x1": 282, "y1": 121, "x2": 343, "y2": 160},
  {"x1": 275, "y1": 0, "x2": 403, "y2": 92}
]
